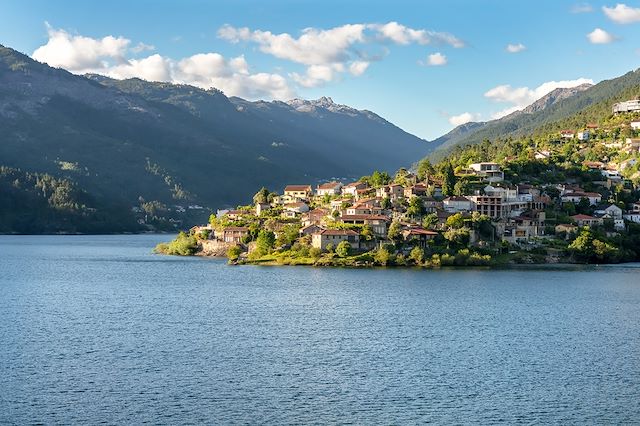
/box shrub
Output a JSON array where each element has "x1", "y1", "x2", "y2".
[{"x1": 336, "y1": 241, "x2": 351, "y2": 258}]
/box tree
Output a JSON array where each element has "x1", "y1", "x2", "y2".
[
  {"x1": 253, "y1": 187, "x2": 271, "y2": 205},
  {"x1": 276, "y1": 224, "x2": 299, "y2": 247},
  {"x1": 371, "y1": 170, "x2": 391, "y2": 188},
  {"x1": 387, "y1": 220, "x2": 402, "y2": 242},
  {"x1": 416, "y1": 158, "x2": 435, "y2": 181},
  {"x1": 374, "y1": 247, "x2": 391, "y2": 266},
  {"x1": 226, "y1": 245, "x2": 242, "y2": 261},
  {"x1": 336, "y1": 241, "x2": 351, "y2": 258},
  {"x1": 444, "y1": 227, "x2": 470, "y2": 248},
  {"x1": 422, "y1": 213, "x2": 438, "y2": 230},
  {"x1": 407, "y1": 196, "x2": 425, "y2": 218},
  {"x1": 380, "y1": 197, "x2": 392, "y2": 210},
  {"x1": 360, "y1": 224, "x2": 374, "y2": 241},
  {"x1": 441, "y1": 162, "x2": 457, "y2": 197},
  {"x1": 453, "y1": 180, "x2": 469, "y2": 196},
  {"x1": 446, "y1": 213, "x2": 465, "y2": 229},
  {"x1": 394, "y1": 168, "x2": 410, "y2": 186},
  {"x1": 254, "y1": 230, "x2": 276, "y2": 257},
  {"x1": 325, "y1": 243, "x2": 335, "y2": 253},
  {"x1": 409, "y1": 246, "x2": 424, "y2": 264}
]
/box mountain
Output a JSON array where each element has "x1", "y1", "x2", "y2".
[
  {"x1": 425, "y1": 77, "x2": 640, "y2": 160},
  {"x1": 0, "y1": 44, "x2": 433, "y2": 232}
]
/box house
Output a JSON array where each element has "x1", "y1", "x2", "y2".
[
  {"x1": 626, "y1": 138, "x2": 640, "y2": 153},
  {"x1": 496, "y1": 212, "x2": 546, "y2": 243},
  {"x1": 255, "y1": 202, "x2": 271, "y2": 216},
  {"x1": 534, "y1": 150, "x2": 551, "y2": 160},
  {"x1": 577, "y1": 131, "x2": 590, "y2": 141},
  {"x1": 595, "y1": 204, "x2": 623, "y2": 219},
  {"x1": 619, "y1": 158, "x2": 638, "y2": 170},
  {"x1": 316, "y1": 181, "x2": 343, "y2": 197},
  {"x1": 586, "y1": 123, "x2": 599, "y2": 130},
  {"x1": 300, "y1": 224, "x2": 324, "y2": 236},
  {"x1": 338, "y1": 214, "x2": 389, "y2": 237},
  {"x1": 469, "y1": 162, "x2": 504, "y2": 182},
  {"x1": 217, "y1": 226, "x2": 249, "y2": 243},
  {"x1": 302, "y1": 208, "x2": 329, "y2": 226},
  {"x1": 401, "y1": 227, "x2": 439, "y2": 247},
  {"x1": 613, "y1": 99, "x2": 640, "y2": 114},
  {"x1": 375, "y1": 183, "x2": 404, "y2": 200},
  {"x1": 225, "y1": 209, "x2": 246, "y2": 220},
  {"x1": 283, "y1": 185, "x2": 313, "y2": 201},
  {"x1": 341, "y1": 181, "x2": 368, "y2": 197},
  {"x1": 468, "y1": 185, "x2": 527, "y2": 218},
  {"x1": 583, "y1": 161, "x2": 604, "y2": 170},
  {"x1": 561, "y1": 191, "x2": 602, "y2": 206},
  {"x1": 282, "y1": 202, "x2": 310, "y2": 218},
  {"x1": 442, "y1": 196, "x2": 473, "y2": 213},
  {"x1": 555, "y1": 224, "x2": 578, "y2": 235},
  {"x1": 423, "y1": 197, "x2": 443, "y2": 212},
  {"x1": 311, "y1": 229, "x2": 360, "y2": 250},
  {"x1": 630, "y1": 121, "x2": 640, "y2": 130},
  {"x1": 560, "y1": 130, "x2": 575, "y2": 139},
  {"x1": 623, "y1": 211, "x2": 640, "y2": 223},
  {"x1": 346, "y1": 202, "x2": 384, "y2": 216},
  {"x1": 404, "y1": 184, "x2": 428, "y2": 198},
  {"x1": 570, "y1": 214, "x2": 603, "y2": 227}
]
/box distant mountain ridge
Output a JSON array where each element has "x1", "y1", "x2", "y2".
[
  {"x1": 428, "y1": 84, "x2": 594, "y2": 159},
  {"x1": 0, "y1": 44, "x2": 434, "y2": 231}
]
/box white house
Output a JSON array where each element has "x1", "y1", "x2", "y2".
[
  {"x1": 311, "y1": 229, "x2": 359, "y2": 250},
  {"x1": 630, "y1": 121, "x2": 640, "y2": 130},
  {"x1": 613, "y1": 100, "x2": 640, "y2": 114},
  {"x1": 341, "y1": 181, "x2": 368, "y2": 197},
  {"x1": 442, "y1": 196, "x2": 474, "y2": 213},
  {"x1": 561, "y1": 191, "x2": 602, "y2": 206},
  {"x1": 577, "y1": 131, "x2": 590, "y2": 141},
  {"x1": 469, "y1": 162, "x2": 504, "y2": 182},
  {"x1": 316, "y1": 181, "x2": 343, "y2": 197}
]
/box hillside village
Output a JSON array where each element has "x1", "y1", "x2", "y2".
[{"x1": 158, "y1": 100, "x2": 640, "y2": 266}]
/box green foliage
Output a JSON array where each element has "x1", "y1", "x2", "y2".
[
  {"x1": 254, "y1": 230, "x2": 276, "y2": 257},
  {"x1": 227, "y1": 245, "x2": 243, "y2": 261},
  {"x1": 155, "y1": 232, "x2": 199, "y2": 256},
  {"x1": 446, "y1": 213, "x2": 465, "y2": 229},
  {"x1": 253, "y1": 187, "x2": 271, "y2": 205},
  {"x1": 441, "y1": 162, "x2": 457, "y2": 197},
  {"x1": 374, "y1": 247, "x2": 392, "y2": 266},
  {"x1": 380, "y1": 197, "x2": 392, "y2": 210},
  {"x1": 422, "y1": 213, "x2": 438, "y2": 230},
  {"x1": 409, "y1": 246, "x2": 425, "y2": 264},
  {"x1": 335, "y1": 241, "x2": 352, "y2": 258},
  {"x1": 387, "y1": 220, "x2": 402, "y2": 242},
  {"x1": 406, "y1": 196, "x2": 425, "y2": 217},
  {"x1": 444, "y1": 227, "x2": 471, "y2": 248}
]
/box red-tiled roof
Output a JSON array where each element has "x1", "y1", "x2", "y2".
[
  {"x1": 571, "y1": 214, "x2": 597, "y2": 220},
  {"x1": 405, "y1": 228, "x2": 438, "y2": 235},
  {"x1": 223, "y1": 226, "x2": 249, "y2": 231},
  {"x1": 317, "y1": 181, "x2": 342, "y2": 190},
  {"x1": 318, "y1": 229, "x2": 359, "y2": 236},
  {"x1": 284, "y1": 185, "x2": 312, "y2": 192},
  {"x1": 339, "y1": 214, "x2": 389, "y2": 221}
]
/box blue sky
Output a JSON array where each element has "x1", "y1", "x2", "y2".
[{"x1": 1, "y1": 0, "x2": 639, "y2": 139}]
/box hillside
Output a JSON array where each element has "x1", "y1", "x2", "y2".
[
  {"x1": 429, "y1": 72, "x2": 640, "y2": 160},
  {"x1": 0, "y1": 44, "x2": 433, "y2": 232}
]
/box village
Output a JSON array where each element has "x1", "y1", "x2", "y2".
[{"x1": 159, "y1": 99, "x2": 640, "y2": 266}]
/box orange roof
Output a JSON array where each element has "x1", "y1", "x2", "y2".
[
  {"x1": 317, "y1": 181, "x2": 341, "y2": 190},
  {"x1": 318, "y1": 229, "x2": 359, "y2": 236},
  {"x1": 284, "y1": 185, "x2": 312, "y2": 192}
]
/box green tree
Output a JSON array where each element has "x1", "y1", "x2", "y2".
[
  {"x1": 407, "y1": 196, "x2": 425, "y2": 218},
  {"x1": 374, "y1": 247, "x2": 391, "y2": 266},
  {"x1": 254, "y1": 230, "x2": 276, "y2": 256},
  {"x1": 253, "y1": 187, "x2": 271, "y2": 205},
  {"x1": 444, "y1": 227, "x2": 470, "y2": 248},
  {"x1": 336, "y1": 241, "x2": 352, "y2": 258},
  {"x1": 409, "y1": 246, "x2": 424, "y2": 264},
  {"x1": 416, "y1": 158, "x2": 435, "y2": 181},
  {"x1": 446, "y1": 213, "x2": 465, "y2": 229},
  {"x1": 381, "y1": 197, "x2": 392, "y2": 210},
  {"x1": 453, "y1": 180, "x2": 469, "y2": 196},
  {"x1": 441, "y1": 162, "x2": 457, "y2": 197},
  {"x1": 360, "y1": 224, "x2": 374, "y2": 241},
  {"x1": 387, "y1": 220, "x2": 403, "y2": 242},
  {"x1": 422, "y1": 213, "x2": 438, "y2": 230},
  {"x1": 226, "y1": 245, "x2": 242, "y2": 261}
]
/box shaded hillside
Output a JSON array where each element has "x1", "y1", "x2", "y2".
[
  {"x1": 0, "y1": 44, "x2": 432, "y2": 232},
  {"x1": 429, "y1": 74, "x2": 640, "y2": 160}
]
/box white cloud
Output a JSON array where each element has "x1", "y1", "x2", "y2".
[
  {"x1": 131, "y1": 42, "x2": 155, "y2": 53},
  {"x1": 33, "y1": 24, "x2": 295, "y2": 100},
  {"x1": 349, "y1": 60, "x2": 369, "y2": 76},
  {"x1": 218, "y1": 22, "x2": 463, "y2": 86},
  {"x1": 506, "y1": 43, "x2": 526, "y2": 53},
  {"x1": 587, "y1": 28, "x2": 616, "y2": 44},
  {"x1": 603, "y1": 3, "x2": 640, "y2": 24},
  {"x1": 485, "y1": 78, "x2": 594, "y2": 119},
  {"x1": 449, "y1": 112, "x2": 480, "y2": 126},
  {"x1": 426, "y1": 52, "x2": 447, "y2": 66},
  {"x1": 33, "y1": 23, "x2": 130, "y2": 72},
  {"x1": 571, "y1": 3, "x2": 593, "y2": 13},
  {"x1": 369, "y1": 22, "x2": 465, "y2": 48}
]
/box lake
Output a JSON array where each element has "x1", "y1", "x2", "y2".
[{"x1": 1, "y1": 235, "x2": 639, "y2": 424}]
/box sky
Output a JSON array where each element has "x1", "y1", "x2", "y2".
[{"x1": 1, "y1": 0, "x2": 639, "y2": 140}]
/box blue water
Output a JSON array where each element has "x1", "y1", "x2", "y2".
[{"x1": 1, "y1": 235, "x2": 639, "y2": 424}]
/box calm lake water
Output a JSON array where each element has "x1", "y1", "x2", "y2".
[{"x1": 1, "y1": 235, "x2": 639, "y2": 424}]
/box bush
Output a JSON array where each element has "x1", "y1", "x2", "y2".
[
  {"x1": 336, "y1": 241, "x2": 351, "y2": 258},
  {"x1": 155, "y1": 232, "x2": 199, "y2": 256},
  {"x1": 309, "y1": 247, "x2": 323, "y2": 258},
  {"x1": 226, "y1": 245, "x2": 242, "y2": 261}
]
